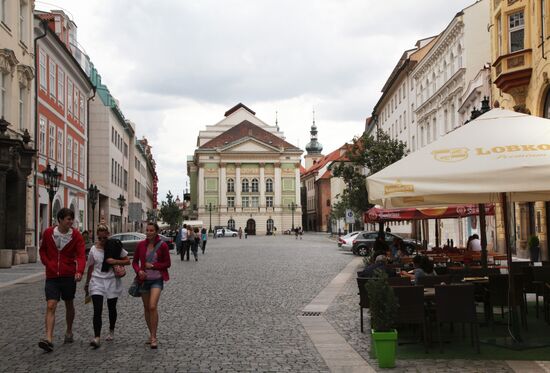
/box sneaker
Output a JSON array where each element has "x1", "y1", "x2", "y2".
[
  {"x1": 105, "y1": 330, "x2": 114, "y2": 341},
  {"x1": 64, "y1": 334, "x2": 74, "y2": 344},
  {"x1": 38, "y1": 339, "x2": 54, "y2": 352},
  {"x1": 90, "y1": 338, "x2": 100, "y2": 349}
]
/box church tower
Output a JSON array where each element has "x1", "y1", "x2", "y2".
[{"x1": 304, "y1": 110, "x2": 324, "y2": 169}]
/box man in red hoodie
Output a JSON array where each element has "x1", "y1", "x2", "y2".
[{"x1": 38, "y1": 207, "x2": 86, "y2": 352}]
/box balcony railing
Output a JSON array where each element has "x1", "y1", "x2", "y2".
[{"x1": 493, "y1": 49, "x2": 532, "y2": 93}]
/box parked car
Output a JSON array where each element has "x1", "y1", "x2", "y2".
[
  {"x1": 351, "y1": 232, "x2": 420, "y2": 257},
  {"x1": 338, "y1": 231, "x2": 361, "y2": 251},
  {"x1": 338, "y1": 231, "x2": 361, "y2": 249},
  {"x1": 110, "y1": 232, "x2": 146, "y2": 256},
  {"x1": 215, "y1": 228, "x2": 238, "y2": 237}
]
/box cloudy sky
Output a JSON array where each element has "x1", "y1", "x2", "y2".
[{"x1": 36, "y1": 0, "x2": 476, "y2": 201}]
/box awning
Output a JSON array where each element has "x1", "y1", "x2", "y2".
[{"x1": 364, "y1": 204, "x2": 495, "y2": 224}]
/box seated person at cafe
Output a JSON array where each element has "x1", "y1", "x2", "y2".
[
  {"x1": 393, "y1": 246, "x2": 410, "y2": 265},
  {"x1": 467, "y1": 234, "x2": 482, "y2": 252},
  {"x1": 371, "y1": 233, "x2": 389, "y2": 263},
  {"x1": 358, "y1": 255, "x2": 394, "y2": 278},
  {"x1": 401, "y1": 255, "x2": 434, "y2": 282},
  {"x1": 390, "y1": 237, "x2": 403, "y2": 257}
]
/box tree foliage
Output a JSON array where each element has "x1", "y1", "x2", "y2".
[
  {"x1": 158, "y1": 191, "x2": 183, "y2": 229},
  {"x1": 332, "y1": 128, "x2": 407, "y2": 215}
]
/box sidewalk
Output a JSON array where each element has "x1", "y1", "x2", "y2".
[{"x1": 0, "y1": 260, "x2": 43, "y2": 290}]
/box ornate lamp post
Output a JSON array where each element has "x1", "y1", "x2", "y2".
[
  {"x1": 117, "y1": 194, "x2": 126, "y2": 233},
  {"x1": 42, "y1": 164, "x2": 61, "y2": 226},
  {"x1": 206, "y1": 203, "x2": 217, "y2": 233},
  {"x1": 288, "y1": 202, "x2": 297, "y2": 231},
  {"x1": 87, "y1": 184, "x2": 100, "y2": 242}
]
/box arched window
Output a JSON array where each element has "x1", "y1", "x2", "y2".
[
  {"x1": 251, "y1": 178, "x2": 259, "y2": 192},
  {"x1": 228, "y1": 219, "x2": 235, "y2": 230},
  {"x1": 266, "y1": 218, "x2": 274, "y2": 232},
  {"x1": 242, "y1": 178, "x2": 249, "y2": 193},
  {"x1": 227, "y1": 178, "x2": 234, "y2": 192},
  {"x1": 266, "y1": 178, "x2": 273, "y2": 193}
]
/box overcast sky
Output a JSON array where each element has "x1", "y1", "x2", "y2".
[{"x1": 36, "y1": 0, "x2": 476, "y2": 202}]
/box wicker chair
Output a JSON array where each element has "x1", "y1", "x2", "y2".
[{"x1": 393, "y1": 285, "x2": 429, "y2": 352}]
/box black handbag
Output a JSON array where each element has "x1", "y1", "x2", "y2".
[{"x1": 128, "y1": 280, "x2": 141, "y2": 297}]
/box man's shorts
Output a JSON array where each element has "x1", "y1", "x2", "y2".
[{"x1": 45, "y1": 277, "x2": 77, "y2": 301}]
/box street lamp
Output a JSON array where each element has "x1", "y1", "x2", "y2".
[
  {"x1": 206, "y1": 203, "x2": 216, "y2": 233},
  {"x1": 117, "y1": 194, "x2": 126, "y2": 233},
  {"x1": 42, "y1": 164, "x2": 61, "y2": 226},
  {"x1": 288, "y1": 202, "x2": 297, "y2": 231},
  {"x1": 87, "y1": 184, "x2": 100, "y2": 242}
]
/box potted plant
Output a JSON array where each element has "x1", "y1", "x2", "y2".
[
  {"x1": 364, "y1": 269, "x2": 398, "y2": 368},
  {"x1": 528, "y1": 235, "x2": 540, "y2": 262}
]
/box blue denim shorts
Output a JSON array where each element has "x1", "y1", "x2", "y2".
[{"x1": 140, "y1": 278, "x2": 164, "y2": 292}]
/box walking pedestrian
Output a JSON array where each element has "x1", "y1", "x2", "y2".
[
  {"x1": 132, "y1": 222, "x2": 171, "y2": 349},
  {"x1": 299, "y1": 227, "x2": 303, "y2": 240},
  {"x1": 238, "y1": 227, "x2": 242, "y2": 239},
  {"x1": 201, "y1": 227, "x2": 207, "y2": 254},
  {"x1": 186, "y1": 226, "x2": 195, "y2": 261},
  {"x1": 244, "y1": 227, "x2": 248, "y2": 239},
  {"x1": 178, "y1": 224, "x2": 188, "y2": 261},
  {"x1": 295, "y1": 227, "x2": 299, "y2": 239},
  {"x1": 38, "y1": 207, "x2": 86, "y2": 352},
  {"x1": 84, "y1": 225, "x2": 130, "y2": 348},
  {"x1": 191, "y1": 227, "x2": 200, "y2": 261}
]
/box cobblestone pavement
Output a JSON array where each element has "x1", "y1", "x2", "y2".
[
  {"x1": 323, "y1": 268, "x2": 515, "y2": 373},
  {"x1": 0, "y1": 234, "x2": 352, "y2": 372}
]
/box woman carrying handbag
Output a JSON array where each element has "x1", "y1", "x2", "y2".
[
  {"x1": 84, "y1": 225, "x2": 130, "y2": 348},
  {"x1": 132, "y1": 222, "x2": 171, "y2": 349}
]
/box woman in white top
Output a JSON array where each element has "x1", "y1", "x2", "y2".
[{"x1": 84, "y1": 225, "x2": 130, "y2": 348}]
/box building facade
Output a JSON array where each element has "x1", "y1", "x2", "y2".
[
  {"x1": 34, "y1": 11, "x2": 94, "y2": 241},
  {"x1": 0, "y1": 0, "x2": 36, "y2": 267},
  {"x1": 490, "y1": 0, "x2": 550, "y2": 259},
  {"x1": 188, "y1": 103, "x2": 302, "y2": 235}
]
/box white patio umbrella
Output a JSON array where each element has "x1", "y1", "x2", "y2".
[
  {"x1": 367, "y1": 108, "x2": 550, "y2": 345},
  {"x1": 367, "y1": 109, "x2": 550, "y2": 208}
]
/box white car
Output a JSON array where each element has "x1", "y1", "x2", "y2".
[
  {"x1": 338, "y1": 231, "x2": 361, "y2": 251},
  {"x1": 215, "y1": 228, "x2": 238, "y2": 237}
]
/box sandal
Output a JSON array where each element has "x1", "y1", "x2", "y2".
[
  {"x1": 90, "y1": 338, "x2": 100, "y2": 349},
  {"x1": 64, "y1": 334, "x2": 74, "y2": 344},
  {"x1": 105, "y1": 330, "x2": 114, "y2": 341},
  {"x1": 150, "y1": 337, "x2": 158, "y2": 349},
  {"x1": 38, "y1": 339, "x2": 54, "y2": 352}
]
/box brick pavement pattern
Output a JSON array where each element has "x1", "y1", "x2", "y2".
[{"x1": 0, "y1": 234, "x2": 351, "y2": 372}]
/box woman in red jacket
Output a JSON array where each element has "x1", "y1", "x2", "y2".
[{"x1": 132, "y1": 222, "x2": 171, "y2": 349}]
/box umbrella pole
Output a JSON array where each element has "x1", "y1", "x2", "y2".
[
  {"x1": 479, "y1": 203, "x2": 488, "y2": 270},
  {"x1": 500, "y1": 192, "x2": 522, "y2": 342},
  {"x1": 435, "y1": 219, "x2": 440, "y2": 249}
]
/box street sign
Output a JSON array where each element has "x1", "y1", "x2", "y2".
[{"x1": 345, "y1": 209, "x2": 355, "y2": 224}]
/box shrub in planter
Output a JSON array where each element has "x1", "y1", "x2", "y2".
[
  {"x1": 364, "y1": 269, "x2": 398, "y2": 368},
  {"x1": 528, "y1": 235, "x2": 540, "y2": 262}
]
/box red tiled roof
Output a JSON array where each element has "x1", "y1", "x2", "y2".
[
  {"x1": 224, "y1": 103, "x2": 256, "y2": 117},
  {"x1": 300, "y1": 165, "x2": 306, "y2": 175},
  {"x1": 199, "y1": 120, "x2": 299, "y2": 150},
  {"x1": 302, "y1": 144, "x2": 349, "y2": 178},
  {"x1": 319, "y1": 169, "x2": 332, "y2": 180}
]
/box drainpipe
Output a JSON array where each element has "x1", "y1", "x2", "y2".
[
  {"x1": 86, "y1": 87, "x2": 96, "y2": 231},
  {"x1": 542, "y1": 0, "x2": 547, "y2": 59},
  {"x1": 33, "y1": 20, "x2": 48, "y2": 249}
]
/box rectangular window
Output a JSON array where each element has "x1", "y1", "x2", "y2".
[
  {"x1": 39, "y1": 52, "x2": 47, "y2": 90},
  {"x1": 73, "y1": 89, "x2": 78, "y2": 120},
  {"x1": 124, "y1": 143, "x2": 128, "y2": 158},
  {"x1": 58, "y1": 69, "x2": 64, "y2": 106},
  {"x1": 48, "y1": 60, "x2": 56, "y2": 98},
  {"x1": 67, "y1": 137, "x2": 73, "y2": 170},
  {"x1": 266, "y1": 196, "x2": 273, "y2": 207},
  {"x1": 134, "y1": 180, "x2": 138, "y2": 198},
  {"x1": 242, "y1": 196, "x2": 249, "y2": 208},
  {"x1": 0, "y1": 0, "x2": 6, "y2": 23},
  {"x1": 67, "y1": 80, "x2": 73, "y2": 113},
  {"x1": 39, "y1": 117, "x2": 46, "y2": 154},
  {"x1": 509, "y1": 11, "x2": 524, "y2": 52},
  {"x1": 19, "y1": 0, "x2": 26, "y2": 43},
  {"x1": 497, "y1": 16, "x2": 502, "y2": 56},
  {"x1": 80, "y1": 144, "x2": 84, "y2": 177},
  {"x1": 79, "y1": 97, "x2": 84, "y2": 123},
  {"x1": 251, "y1": 196, "x2": 259, "y2": 208},
  {"x1": 227, "y1": 196, "x2": 235, "y2": 207},
  {"x1": 73, "y1": 140, "x2": 78, "y2": 172},
  {"x1": 48, "y1": 124, "x2": 55, "y2": 159},
  {"x1": 124, "y1": 170, "x2": 128, "y2": 191},
  {"x1": 19, "y1": 87, "x2": 24, "y2": 130},
  {"x1": 57, "y1": 129, "x2": 63, "y2": 164}
]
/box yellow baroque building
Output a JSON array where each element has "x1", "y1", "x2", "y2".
[
  {"x1": 187, "y1": 103, "x2": 303, "y2": 235},
  {"x1": 491, "y1": 0, "x2": 550, "y2": 258}
]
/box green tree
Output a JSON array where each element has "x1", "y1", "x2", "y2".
[
  {"x1": 332, "y1": 128, "x2": 407, "y2": 215},
  {"x1": 158, "y1": 191, "x2": 183, "y2": 229}
]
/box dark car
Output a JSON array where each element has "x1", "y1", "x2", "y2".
[
  {"x1": 158, "y1": 234, "x2": 176, "y2": 250},
  {"x1": 110, "y1": 232, "x2": 146, "y2": 256},
  {"x1": 351, "y1": 231, "x2": 420, "y2": 257}
]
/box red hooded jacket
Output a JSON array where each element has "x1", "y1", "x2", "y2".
[
  {"x1": 132, "y1": 235, "x2": 171, "y2": 282},
  {"x1": 39, "y1": 227, "x2": 86, "y2": 279}
]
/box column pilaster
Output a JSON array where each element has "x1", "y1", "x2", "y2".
[
  {"x1": 274, "y1": 162, "x2": 281, "y2": 209},
  {"x1": 294, "y1": 162, "x2": 301, "y2": 210},
  {"x1": 220, "y1": 163, "x2": 227, "y2": 210},
  {"x1": 259, "y1": 162, "x2": 265, "y2": 208},
  {"x1": 198, "y1": 164, "x2": 205, "y2": 213},
  {"x1": 235, "y1": 163, "x2": 241, "y2": 209}
]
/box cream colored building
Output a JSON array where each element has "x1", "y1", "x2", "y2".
[
  {"x1": 187, "y1": 103, "x2": 303, "y2": 235},
  {"x1": 490, "y1": 0, "x2": 550, "y2": 259},
  {"x1": 0, "y1": 0, "x2": 36, "y2": 267}
]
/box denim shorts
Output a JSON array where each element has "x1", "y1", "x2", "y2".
[{"x1": 140, "y1": 278, "x2": 164, "y2": 292}]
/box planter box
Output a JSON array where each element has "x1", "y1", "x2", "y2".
[{"x1": 371, "y1": 329, "x2": 397, "y2": 368}]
